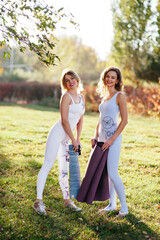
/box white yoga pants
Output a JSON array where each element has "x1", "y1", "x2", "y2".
[
  {"x1": 37, "y1": 122, "x2": 70, "y2": 200},
  {"x1": 107, "y1": 135, "x2": 128, "y2": 212}
]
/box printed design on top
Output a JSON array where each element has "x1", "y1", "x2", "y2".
[{"x1": 102, "y1": 116, "x2": 117, "y2": 139}]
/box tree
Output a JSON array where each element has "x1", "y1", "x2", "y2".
[
  {"x1": 111, "y1": 0, "x2": 160, "y2": 83},
  {"x1": 55, "y1": 36, "x2": 101, "y2": 83},
  {"x1": 0, "y1": 46, "x2": 4, "y2": 75},
  {"x1": 0, "y1": 0, "x2": 77, "y2": 65},
  {"x1": 0, "y1": 36, "x2": 106, "y2": 84}
]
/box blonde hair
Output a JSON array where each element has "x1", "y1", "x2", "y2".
[
  {"x1": 97, "y1": 67, "x2": 123, "y2": 98},
  {"x1": 60, "y1": 68, "x2": 83, "y2": 94}
]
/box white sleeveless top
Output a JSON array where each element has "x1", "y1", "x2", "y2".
[
  {"x1": 64, "y1": 92, "x2": 85, "y2": 130},
  {"x1": 98, "y1": 92, "x2": 121, "y2": 142}
]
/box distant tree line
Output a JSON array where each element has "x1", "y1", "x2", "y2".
[
  {"x1": 0, "y1": 36, "x2": 106, "y2": 85},
  {"x1": 0, "y1": 0, "x2": 159, "y2": 84}
]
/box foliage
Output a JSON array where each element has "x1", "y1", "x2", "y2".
[
  {"x1": 0, "y1": 37, "x2": 106, "y2": 84},
  {"x1": 125, "y1": 86, "x2": 160, "y2": 119},
  {"x1": 82, "y1": 85, "x2": 101, "y2": 112},
  {"x1": 0, "y1": 82, "x2": 160, "y2": 118},
  {"x1": 111, "y1": 0, "x2": 160, "y2": 83},
  {"x1": 82, "y1": 85, "x2": 160, "y2": 118},
  {"x1": 0, "y1": 82, "x2": 61, "y2": 101},
  {"x1": 0, "y1": 71, "x2": 28, "y2": 82},
  {"x1": 0, "y1": 105, "x2": 160, "y2": 239},
  {"x1": 0, "y1": 0, "x2": 77, "y2": 65},
  {"x1": 54, "y1": 36, "x2": 102, "y2": 83},
  {"x1": 38, "y1": 96, "x2": 60, "y2": 108}
]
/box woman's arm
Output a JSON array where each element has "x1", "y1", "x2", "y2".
[
  {"x1": 60, "y1": 94, "x2": 78, "y2": 149},
  {"x1": 102, "y1": 93, "x2": 128, "y2": 151},
  {"x1": 76, "y1": 115, "x2": 83, "y2": 145},
  {"x1": 76, "y1": 94, "x2": 85, "y2": 145},
  {"x1": 91, "y1": 120, "x2": 100, "y2": 148}
]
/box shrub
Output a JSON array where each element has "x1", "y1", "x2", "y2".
[
  {"x1": 82, "y1": 85, "x2": 160, "y2": 118},
  {"x1": 38, "y1": 97, "x2": 60, "y2": 108},
  {"x1": 0, "y1": 82, "x2": 159, "y2": 117},
  {"x1": 0, "y1": 82, "x2": 61, "y2": 102},
  {"x1": 124, "y1": 86, "x2": 160, "y2": 118}
]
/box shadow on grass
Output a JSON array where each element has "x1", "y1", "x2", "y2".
[
  {"x1": 0, "y1": 102, "x2": 59, "y2": 112},
  {"x1": 0, "y1": 141, "x2": 13, "y2": 174},
  {"x1": 44, "y1": 209, "x2": 159, "y2": 240},
  {"x1": 0, "y1": 154, "x2": 11, "y2": 172},
  {"x1": 0, "y1": 153, "x2": 159, "y2": 240},
  {"x1": 0, "y1": 102, "x2": 98, "y2": 117},
  {"x1": 25, "y1": 206, "x2": 159, "y2": 240}
]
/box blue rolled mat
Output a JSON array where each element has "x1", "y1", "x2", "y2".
[{"x1": 69, "y1": 144, "x2": 81, "y2": 199}]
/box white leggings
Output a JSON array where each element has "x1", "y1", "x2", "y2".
[
  {"x1": 37, "y1": 122, "x2": 70, "y2": 200},
  {"x1": 107, "y1": 135, "x2": 128, "y2": 212}
]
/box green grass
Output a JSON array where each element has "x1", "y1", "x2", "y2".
[{"x1": 0, "y1": 104, "x2": 160, "y2": 240}]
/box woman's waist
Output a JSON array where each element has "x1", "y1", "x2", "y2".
[
  {"x1": 55, "y1": 119, "x2": 77, "y2": 129},
  {"x1": 99, "y1": 120, "x2": 118, "y2": 131},
  {"x1": 68, "y1": 118, "x2": 79, "y2": 129},
  {"x1": 98, "y1": 131, "x2": 122, "y2": 142},
  {"x1": 69, "y1": 105, "x2": 85, "y2": 115},
  {"x1": 68, "y1": 114, "x2": 81, "y2": 123}
]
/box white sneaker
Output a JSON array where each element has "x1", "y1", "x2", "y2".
[
  {"x1": 98, "y1": 204, "x2": 117, "y2": 214},
  {"x1": 64, "y1": 200, "x2": 82, "y2": 212},
  {"x1": 33, "y1": 200, "x2": 47, "y2": 215},
  {"x1": 117, "y1": 210, "x2": 129, "y2": 218}
]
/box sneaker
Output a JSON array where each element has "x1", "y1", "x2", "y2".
[
  {"x1": 64, "y1": 200, "x2": 82, "y2": 212},
  {"x1": 33, "y1": 200, "x2": 47, "y2": 215},
  {"x1": 98, "y1": 203, "x2": 117, "y2": 214},
  {"x1": 117, "y1": 210, "x2": 128, "y2": 218}
]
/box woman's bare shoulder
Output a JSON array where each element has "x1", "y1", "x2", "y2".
[
  {"x1": 117, "y1": 92, "x2": 126, "y2": 104},
  {"x1": 117, "y1": 92, "x2": 126, "y2": 98},
  {"x1": 60, "y1": 93, "x2": 72, "y2": 104}
]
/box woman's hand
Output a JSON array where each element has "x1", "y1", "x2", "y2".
[
  {"x1": 72, "y1": 139, "x2": 79, "y2": 152},
  {"x1": 91, "y1": 138, "x2": 96, "y2": 148},
  {"x1": 102, "y1": 138, "x2": 114, "y2": 151}
]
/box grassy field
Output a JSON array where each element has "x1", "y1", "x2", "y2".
[{"x1": 0, "y1": 104, "x2": 160, "y2": 240}]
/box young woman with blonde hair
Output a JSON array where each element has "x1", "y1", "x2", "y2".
[{"x1": 33, "y1": 69, "x2": 85, "y2": 215}]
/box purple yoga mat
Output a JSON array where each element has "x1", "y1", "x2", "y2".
[{"x1": 76, "y1": 142, "x2": 110, "y2": 204}]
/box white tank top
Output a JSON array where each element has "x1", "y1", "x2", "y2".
[
  {"x1": 65, "y1": 93, "x2": 85, "y2": 129},
  {"x1": 98, "y1": 92, "x2": 121, "y2": 142}
]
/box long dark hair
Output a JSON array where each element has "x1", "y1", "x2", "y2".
[{"x1": 97, "y1": 67, "x2": 123, "y2": 98}]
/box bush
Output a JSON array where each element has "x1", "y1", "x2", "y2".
[
  {"x1": 38, "y1": 97, "x2": 60, "y2": 108},
  {"x1": 0, "y1": 82, "x2": 15, "y2": 100},
  {"x1": 82, "y1": 85, "x2": 160, "y2": 118},
  {"x1": 0, "y1": 82, "x2": 61, "y2": 102},
  {"x1": 124, "y1": 86, "x2": 160, "y2": 118},
  {"x1": 0, "y1": 82, "x2": 159, "y2": 117}
]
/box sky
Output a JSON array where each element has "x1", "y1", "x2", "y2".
[{"x1": 52, "y1": 0, "x2": 114, "y2": 60}]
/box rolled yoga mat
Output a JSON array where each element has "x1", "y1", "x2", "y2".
[{"x1": 69, "y1": 144, "x2": 81, "y2": 199}]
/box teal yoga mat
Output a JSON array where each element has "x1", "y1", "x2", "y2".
[{"x1": 69, "y1": 145, "x2": 81, "y2": 199}]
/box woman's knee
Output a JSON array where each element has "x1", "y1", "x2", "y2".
[
  {"x1": 108, "y1": 170, "x2": 119, "y2": 183},
  {"x1": 41, "y1": 160, "x2": 54, "y2": 174}
]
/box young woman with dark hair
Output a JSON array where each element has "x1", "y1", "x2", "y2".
[{"x1": 92, "y1": 67, "x2": 129, "y2": 217}]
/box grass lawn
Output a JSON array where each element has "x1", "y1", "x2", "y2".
[{"x1": 0, "y1": 104, "x2": 160, "y2": 240}]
